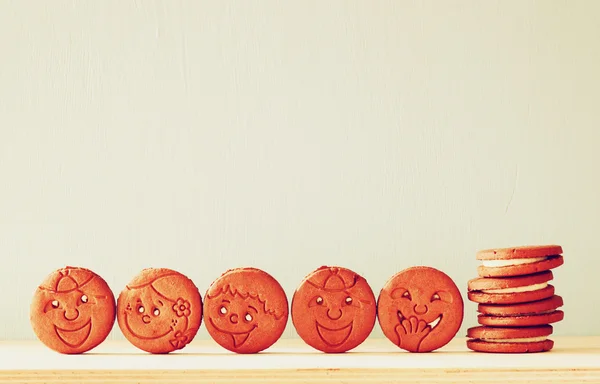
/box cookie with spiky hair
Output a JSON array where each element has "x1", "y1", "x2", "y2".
[
  {"x1": 204, "y1": 268, "x2": 288, "y2": 354},
  {"x1": 30, "y1": 266, "x2": 116, "y2": 354},
  {"x1": 291, "y1": 266, "x2": 376, "y2": 353},
  {"x1": 117, "y1": 268, "x2": 202, "y2": 354}
]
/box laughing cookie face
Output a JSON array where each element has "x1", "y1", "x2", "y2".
[
  {"x1": 30, "y1": 267, "x2": 116, "y2": 354},
  {"x1": 117, "y1": 269, "x2": 202, "y2": 354},
  {"x1": 204, "y1": 268, "x2": 288, "y2": 354},
  {"x1": 377, "y1": 266, "x2": 464, "y2": 352},
  {"x1": 291, "y1": 266, "x2": 376, "y2": 353}
]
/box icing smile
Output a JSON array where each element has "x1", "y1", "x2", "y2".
[
  {"x1": 54, "y1": 319, "x2": 92, "y2": 348},
  {"x1": 316, "y1": 321, "x2": 353, "y2": 347},
  {"x1": 209, "y1": 318, "x2": 257, "y2": 347}
]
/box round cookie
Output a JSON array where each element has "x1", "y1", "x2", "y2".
[
  {"x1": 117, "y1": 268, "x2": 202, "y2": 354},
  {"x1": 30, "y1": 266, "x2": 116, "y2": 354},
  {"x1": 478, "y1": 295, "x2": 563, "y2": 316},
  {"x1": 477, "y1": 295, "x2": 564, "y2": 327},
  {"x1": 468, "y1": 286, "x2": 555, "y2": 305},
  {"x1": 468, "y1": 271, "x2": 553, "y2": 291},
  {"x1": 467, "y1": 271, "x2": 554, "y2": 304},
  {"x1": 476, "y1": 245, "x2": 563, "y2": 279},
  {"x1": 377, "y1": 266, "x2": 463, "y2": 352},
  {"x1": 203, "y1": 268, "x2": 288, "y2": 354},
  {"x1": 467, "y1": 339, "x2": 554, "y2": 353},
  {"x1": 478, "y1": 311, "x2": 564, "y2": 327},
  {"x1": 291, "y1": 266, "x2": 376, "y2": 353},
  {"x1": 476, "y1": 245, "x2": 563, "y2": 260},
  {"x1": 467, "y1": 325, "x2": 554, "y2": 353}
]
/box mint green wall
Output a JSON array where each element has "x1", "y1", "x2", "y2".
[{"x1": 1, "y1": 1, "x2": 598, "y2": 340}]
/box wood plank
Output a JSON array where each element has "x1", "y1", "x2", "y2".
[{"x1": 0, "y1": 337, "x2": 599, "y2": 383}]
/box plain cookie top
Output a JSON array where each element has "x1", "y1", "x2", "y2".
[
  {"x1": 467, "y1": 325, "x2": 553, "y2": 339},
  {"x1": 476, "y1": 245, "x2": 563, "y2": 260},
  {"x1": 478, "y1": 295, "x2": 563, "y2": 316}
]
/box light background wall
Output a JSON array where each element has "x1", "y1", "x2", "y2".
[{"x1": 0, "y1": 1, "x2": 599, "y2": 341}]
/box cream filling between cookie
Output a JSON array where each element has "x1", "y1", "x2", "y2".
[
  {"x1": 482, "y1": 282, "x2": 548, "y2": 294},
  {"x1": 494, "y1": 310, "x2": 556, "y2": 316},
  {"x1": 481, "y1": 257, "x2": 547, "y2": 268},
  {"x1": 535, "y1": 310, "x2": 556, "y2": 314},
  {"x1": 482, "y1": 336, "x2": 547, "y2": 343}
]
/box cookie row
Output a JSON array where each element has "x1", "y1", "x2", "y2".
[
  {"x1": 30, "y1": 265, "x2": 464, "y2": 354},
  {"x1": 466, "y1": 245, "x2": 564, "y2": 353}
]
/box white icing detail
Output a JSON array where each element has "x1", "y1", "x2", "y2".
[
  {"x1": 483, "y1": 336, "x2": 547, "y2": 343},
  {"x1": 482, "y1": 282, "x2": 548, "y2": 294},
  {"x1": 482, "y1": 257, "x2": 547, "y2": 268},
  {"x1": 428, "y1": 316, "x2": 441, "y2": 329}
]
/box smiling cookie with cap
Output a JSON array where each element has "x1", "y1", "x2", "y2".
[
  {"x1": 291, "y1": 266, "x2": 376, "y2": 353},
  {"x1": 30, "y1": 266, "x2": 116, "y2": 354}
]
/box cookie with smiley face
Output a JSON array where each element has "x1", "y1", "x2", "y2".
[
  {"x1": 291, "y1": 266, "x2": 376, "y2": 353},
  {"x1": 117, "y1": 268, "x2": 202, "y2": 354},
  {"x1": 30, "y1": 266, "x2": 116, "y2": 354},
  {"x1": 204, "y1": 268, "x2": 288, "y2": 354},
  {"x1": 377, "y1": 266, "x2": 464, "y2": 352}
]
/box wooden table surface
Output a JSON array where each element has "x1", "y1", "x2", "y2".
[{"x1": 1, "y1": 337, "x2": 599, "y2": 383}]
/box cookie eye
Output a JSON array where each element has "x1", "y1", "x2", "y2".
[
  {"x1": 80, "y1": 295, "x2": 88, "y2": 304},
  {"x1": 344, "y1": 297, "x2": 353, "y2": 305},
  {"x1": 219, "y1": 306, "x2": 227, "y2": 315},
  {"x1": 244, "y1": 313, "x2": 253, "y2": 322},
  {"x1": 402, "y1": 291, "x2": 412, "y2": 300},
  {"x1": 51, "y1": 300, "x2": 59, "y2": 308},
  {"x1": 137, "y1": 305, "x2": 145, "y2": 313},
  {"x1": 431, "y1": 293, "x2": 441, "y2": 302},
  {"x1": 316, "y1": 296, "x2": 324, "y2": 305},
  {"x1": 153, "y1": 308, "x2": 160, "y2": 316}
]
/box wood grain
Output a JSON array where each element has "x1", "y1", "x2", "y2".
[{"x1": 0, "y1": 337, "x2": 598, "y2": 383}]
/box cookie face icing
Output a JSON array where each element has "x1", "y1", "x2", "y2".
[
  {"x1": 117, "y1": 269, "x2": 202, "y2": 354},
  {"x1": 204, "y1": 268, "x2": 288, "y2": 354},
  {"x1": 377, "y1": 266, "x2": 463, "y2": 352},
  {"x1": 30, "y1": 267, "x2": 116, "y2": 354},
  {"x1": 291, "y1": 266, "x2": 376, "y2": 353}
]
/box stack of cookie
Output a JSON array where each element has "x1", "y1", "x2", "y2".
[{"x1": 466, "y1": 245, "x2": 564, "y2": 353}]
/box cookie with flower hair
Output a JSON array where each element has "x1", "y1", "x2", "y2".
[{"x1": 117, "y1": 268, "x2": 202, "y2": 354}]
